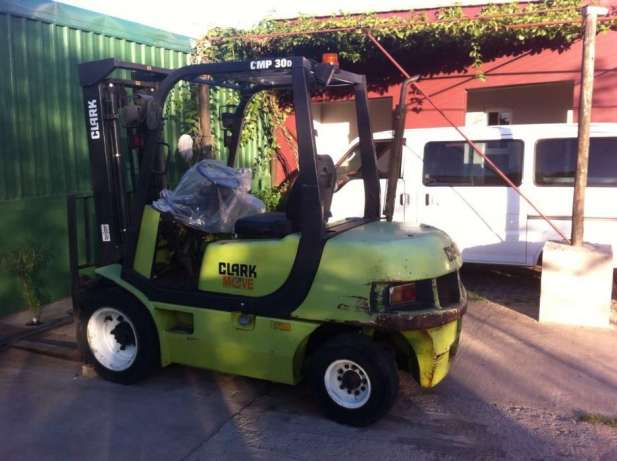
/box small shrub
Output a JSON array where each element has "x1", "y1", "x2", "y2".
[{"x1": 0, "y1": 244, "x2": 49, "y2": 323}]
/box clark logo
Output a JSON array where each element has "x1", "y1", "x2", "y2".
[
  {"x1": 219, "y1": 262, "x2": 257, "y2": 290},
  {"x1": 87, "y1": 99, "x2": 100, "y2": 140}
]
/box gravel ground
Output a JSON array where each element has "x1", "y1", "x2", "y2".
[{"x1": 0, "y1": 267, "x2": 616, "y2": 461}]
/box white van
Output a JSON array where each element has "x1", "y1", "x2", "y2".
[{"x1": 330, "y1": 123, "x2": 617, "y2": 267}]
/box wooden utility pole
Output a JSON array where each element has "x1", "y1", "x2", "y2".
[{"x1": 571, "y1": 4, "x2": 608, "y2": 246}]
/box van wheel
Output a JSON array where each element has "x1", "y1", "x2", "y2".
[
  {"x1": 81, "y1": 289, "x2": 159, "y2": 384},
  {"x1": 309, "y1": 334, "x2": 399, "y2": 426}
]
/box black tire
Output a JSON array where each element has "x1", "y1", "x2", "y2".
[
  {"x1": 80, "y1": 288, "x2": 160, "y2": 384},
  {"x1": 309, "y1": 334, "x2": 399, "y2": 426}
]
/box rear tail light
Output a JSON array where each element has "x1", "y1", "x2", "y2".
[{"x1": 388, "y1": 282, "x2": 417, "y2": 305}]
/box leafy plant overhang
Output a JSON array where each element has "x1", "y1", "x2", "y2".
[{"x1": 194, "y1": 0, "x2": 616, "y2": 89}]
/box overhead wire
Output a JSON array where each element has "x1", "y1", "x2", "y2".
[{"x1": 364, "y1": 31, "x2": 570, "y2": 242}]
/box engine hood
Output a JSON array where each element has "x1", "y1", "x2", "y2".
[
  {"x1": 327, "y1": 220, "x2": 462, "y2": 280},
  {"x1": 294, "y1": 221, "x2": 462, "y2": 323}
]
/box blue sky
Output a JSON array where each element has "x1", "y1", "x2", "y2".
[{"x1": 54, "y1": 1, "x2": 494, "y2": 37}]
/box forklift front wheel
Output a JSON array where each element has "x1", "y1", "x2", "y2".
[
  {"x1": 88, "y1": 307, "x2": 139, "y2": 372},
  {"x1": 309, "y1": 334, "x2": 399, "y2": 426},
  {"x1": 81, "y1": 289, "x2": 159, "y2": 384}
]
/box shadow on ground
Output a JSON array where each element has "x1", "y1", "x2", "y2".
[
  {"x1": 461, "y1": 264, "x2": 542, "y2": 320},
  {"x1": 1, "y1": 267, "x2": 617, "y2": 460},
  {"x1": 461, "y1": 264, "x2": 617, "y2": 326}
]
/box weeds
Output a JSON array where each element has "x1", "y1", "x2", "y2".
[
  {"x1": 576, "y1": 412, "x2": 617, "y2": 428},
  {"x1": 0, "y1": 244, "x2": 49, "y2": 323},
  {"x1": 466, "y1": 290, "x2": 485, "y2": 301}
]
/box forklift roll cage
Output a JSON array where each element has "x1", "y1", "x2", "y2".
[{"x1": 73, "y1": 56, "x2": 381, "y2": 317}]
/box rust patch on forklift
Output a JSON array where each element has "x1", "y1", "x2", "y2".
[
  {"x1": 426, "y1": 350, "x2": 449, "y2": 387},
  {"x1": 374, "y1": 303, "x2": 466, "y2": 331},
  {"x1": 350, "y1": 296, "x2": 369, "y2": 311},
  {"x1": 337, "y1": 296, "x2": 369, "y2": 313}
]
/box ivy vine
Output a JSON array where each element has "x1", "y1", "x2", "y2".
[{"x1": 195, "y1": 0, "x2": 612, "y2": 84}]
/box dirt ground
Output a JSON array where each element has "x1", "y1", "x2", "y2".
[{"x1": 1, "y1": 266, "x2": 616, "y2": 461}]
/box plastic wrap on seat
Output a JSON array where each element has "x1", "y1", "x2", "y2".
[{"x1": 152, "y1": 159, "x2": 265, "y2": 233}]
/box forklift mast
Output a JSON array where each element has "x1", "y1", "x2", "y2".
[
  {"x1": 74, "y1": 59, "x2": 171, "y2": 268},
  {"x1": 71, "y1": 59, "x2": 256, "y2": 277}
]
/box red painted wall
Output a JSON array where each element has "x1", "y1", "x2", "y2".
[
  {"x1": 389, "y1": 30, "x2": 617, "y2": 129},
  {"x1": 272, "y1": 3, "x2": 617, "y2": 183}
]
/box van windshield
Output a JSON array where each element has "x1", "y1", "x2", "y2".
[{"x1": 335, "y1": 140, "x2": 394, "y2": 190}]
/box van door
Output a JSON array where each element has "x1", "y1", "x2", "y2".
[
  {"x1": 330, "y1": 139, "x2": 407, "y2": 222},
  {"x1": 527, "y1": 136, "x2": 617, "y2": 266},
  {"x1": 416, "y1": 139, "x2": 526, "y2": 265}
]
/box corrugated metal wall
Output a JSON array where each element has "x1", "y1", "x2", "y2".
[
  {"x1": 209, "y1": 87, "x2": 272, "y2": 191},
  {"x1": 0, "y1": 2, "x2": 191, "y2": 315},
  {"x1": 0, "y1": 14, "x2": 189, "y2": 200}
]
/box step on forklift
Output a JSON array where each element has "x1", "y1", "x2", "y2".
[{"x1": 68, "y1": 56, "x2": 467, "y2": 426}]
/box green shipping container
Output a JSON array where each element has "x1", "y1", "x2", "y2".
[
  {"x1": 208, "y1": 87, "x2": 273, "y2": 191},
  {"x1": 0, "y1": 0, "x2": 191, "y2": 316}
]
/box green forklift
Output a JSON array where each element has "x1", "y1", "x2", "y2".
[{"x1": 68, "y1": 56, "x2": 466, "y2": 426}]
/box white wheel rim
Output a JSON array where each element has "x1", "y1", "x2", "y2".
[
  {"x1": 87, "y1": 307, "x2": 138, "y2": 372},
  {"x1": 324, "y1": 359, "x2": 372, "y2": 409}
]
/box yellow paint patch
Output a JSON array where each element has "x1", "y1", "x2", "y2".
[{"x1": 403, "y1": 320, "x2": 459, "y2": 388}]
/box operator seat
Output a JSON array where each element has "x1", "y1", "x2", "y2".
[
  {"x1": 234, "y1": 155, "x2": 337, "y2": 238},
  {"x1": 234, "y1": 212, "x2": 293, "y2": 239}
]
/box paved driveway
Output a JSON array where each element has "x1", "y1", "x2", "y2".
[{"x1": 1, "y1": 295, "x2": 616, "y2": 460}]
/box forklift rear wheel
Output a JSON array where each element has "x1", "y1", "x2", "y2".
[
  {"x1": 310, "y1": 334, "x2": 399, "y2": 426},
  {"x1": 82, "y1": 289, "x2": 159, "y2": 384}
]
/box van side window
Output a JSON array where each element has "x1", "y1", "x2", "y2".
[
  {"x1": 335, "y1": 140, "x2": 394, "y2": 189},
  {"x1": 423, "y1": 140, "x2": 524, "y2": 186},
  {"x1": 535, "y1": 137, "x2": 617, "y2": 186}
]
